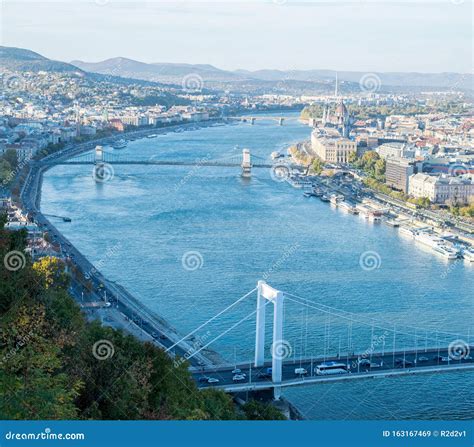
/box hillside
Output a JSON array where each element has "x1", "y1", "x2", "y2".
[
  {"x1": 0, "y1": 46, "x2": 84, "y2": 74},
  {"x1": 71, "y1": 55, "x2": 473, "y2": 91},
  {"x1": 71, "y1": 57, "x2": 246, "y2": 84}
]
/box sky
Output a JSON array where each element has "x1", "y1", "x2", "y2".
[{"x1": 1, "y1": 0, "x2": 472, "y2": 73}]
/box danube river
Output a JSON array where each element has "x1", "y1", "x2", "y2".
[{"x1": 42, "y1": 112, "x2": 473, "y2": 419}]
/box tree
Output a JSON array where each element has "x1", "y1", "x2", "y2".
[
  {"x1": 0, "y1": 159, "x2": 12, "y2": 185},
  {"x1": 32, "y1": 257, "x2": 69, "y2": 290},
  {"x1": 2, "y1": 149, "x2": 18, "y2": 170},
  {"x1": 310, "y1": 158, "x2": 324, "y2": 175},
  {"x1": 374, "y1": 158, "x2": 386, "y2": 181},
  {"x1": 348, "y1": 151, "x2": 358, "y2": 164}
]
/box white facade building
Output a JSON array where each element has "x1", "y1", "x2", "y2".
[
  {"x1": 408, "y1": 173, "x2": 474, "y2": 204},
  {"x1": 310, "y1": 132, "x2": 356, "y2": 163}
]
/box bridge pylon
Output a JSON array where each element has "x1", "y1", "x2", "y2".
[
  {"x1": 278, "y1": 118, "x2": 284, "y2": 126},
  {"x1": 93, "y1": 145, "x2": 106, "y2": 182},
  {"x1": 255, "y1": 280, "x2": 285, "y2": 400},
  {"x1": 241, "y1": 149, "x2": 252, "y2": 178},
  {"x1": 94, "y1": 145, "x2": 104, "y2": 164}
]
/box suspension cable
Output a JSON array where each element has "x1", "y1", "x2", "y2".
[
  {"x1": 166, "y1": 287, "x2": 257, "y2": 353},
  {"x1": 283, "y1": 291, "x2": 468, "y2": 339}
]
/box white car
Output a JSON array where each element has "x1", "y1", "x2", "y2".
[
  {"x1": 207, "y1": 377, "x2": 220, "y2": 384},
  {"x1": 232, "y1": 374, "x2": 246, "y2": 382},
  {"x1": 294, "y1": 368, "x2": 308, "y2": 376},
  {"x1": 231, "y1": 368, "x2": 242, "y2": 374}
]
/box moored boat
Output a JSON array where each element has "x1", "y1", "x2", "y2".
[{"x1": 462, "y1": 247, "x2": 474, "y2": 262}]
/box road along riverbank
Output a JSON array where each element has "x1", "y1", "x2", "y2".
[{"x1": 20, "y1": 120, "x2": 229, "y2": 368}]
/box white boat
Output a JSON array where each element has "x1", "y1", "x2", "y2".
[
  {"x1": 330, "y1": 194, "x2": 343, "y2": 205},
  {"x1": 414, "y1": 232, "x2": 444, "y2": 249},
  {"x1": 338, "y1": 201, "x2": 358, "y2": 214},
  {"x1": 368, "y1": 213, "x2": 382, "y2": 223},
  {"x1": 356, "y1": 204, "x2": 370, "y2": 217},
  {"x1": 462, "y1": 247, "x2": 474, "y2": 262},
  {"x1": 433, "y1": 244, "x2": 458, "y2": 260},
  {"x1": 271, "y1": 151, "x2": 283, "y2": 160},
  {"x1": 287, "y1": 178, "x2": 303, "y2": 189},
  {"x1": 147, "y1": 134, "x2": 158, "y2": 139},
  {"x1": 415, "y1": 231, "x2": 459, "y2": 259},
  {"x1": 399, "y1": 226, "x2": 416, "y2": 238},
  {"x1": 385, "y1": 220, "x2": 400, "y2": 227},
  {"x1": 113, "y1": 139, "x2": 127, "y2": 149}
]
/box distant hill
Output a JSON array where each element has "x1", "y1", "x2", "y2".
[
  {"x1": 71, "y1": 57, "x2": 246, "y2": 84},
  {"x1": 236, "y1": 69, "x2": 473, "y2": 91},
  {"x1": 72, "y1": 56, "x2": 473, "y2": 91},
  {"x1": 1, "y1": 46, "x2": 472, "y2": 91},
  {"x1": 0, "y1": 46, "x2": 84, "y2": 74}
]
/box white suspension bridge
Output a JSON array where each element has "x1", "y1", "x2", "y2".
[{"x1": 165, "y1": 281, "x2": 473, "y2": 400}]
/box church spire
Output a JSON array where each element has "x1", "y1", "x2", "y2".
[{"x1": 334, "y1": 72, "x2": 338, "y2": 98}]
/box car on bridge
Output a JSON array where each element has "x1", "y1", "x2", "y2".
[
  {"x1": 395, "y1": 359, "x2": 413, "y2": 367},
  {"x1": 207, "y1": 378, "x2": 220, "y2": 384},
  {"x1": 232, "y1": 374, "x2": 246, "y2": 382},
  {"x1": 294, "y1": 368, "x2": 308, "y2": 376},
  {"x1": 417, "y1": 356, "x2": 430, "y2": 363}
]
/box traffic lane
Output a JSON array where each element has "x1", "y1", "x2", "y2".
[
  {"x1": 30, "y1": 207, "x2": 198, "y2": 363},
  {"x1": 194, "y1": 351, "x2": 474, "y2": 387}
]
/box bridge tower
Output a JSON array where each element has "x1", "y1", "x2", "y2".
[
  {"x1": 241, "y1": 149, "x2": 252, "y2": 178},
  {"x1": 94, "y1": 145, "x2": 104, "y2": 164},
  {"x1": 278, "y1": 117, "x2": 284, "y2": 126},
  {"x1": 93, "y1": 145, "x2": 106, "y2": 182},
  {"x1": 250, "y1": 117, "x2": 255, "y2": 125},
  {"x1": 255, "y1": 281, "x2": 285, "y2": 400}
]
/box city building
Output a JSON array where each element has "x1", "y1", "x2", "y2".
[
  {"x1": 311, "y1": 132, "x2": 357, "y2": 164},
  {"x1": 376, "y1": 142, "x2": 415, "y2": 160},
  {"x1": 385, "y1": 157, "x2": 417, "y2": 193},
  {"x1": 321, "y1": 98, "x2": 353, "y2": 138},
  {"x1": 408, "y1": 173, "x2": 474, "y2": 204}
]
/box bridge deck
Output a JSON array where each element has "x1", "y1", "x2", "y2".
[
  {"x1": 193, "y1": 346, "x2": 474, "y2": 390},
  {"x1": 39, "y1": 160, "x2": 275, "y2": 168}
]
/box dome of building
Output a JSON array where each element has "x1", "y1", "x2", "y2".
[{"x1": 335, "y1": 100, "x2": 348, "y2": 117}]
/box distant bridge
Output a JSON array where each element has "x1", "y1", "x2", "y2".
[
  {"x1": 37, "y1": 147, "x2": 296, "y2": 179},
  {"x1": 226, "y1": 116, "x2": 296, "y2": 125}
]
